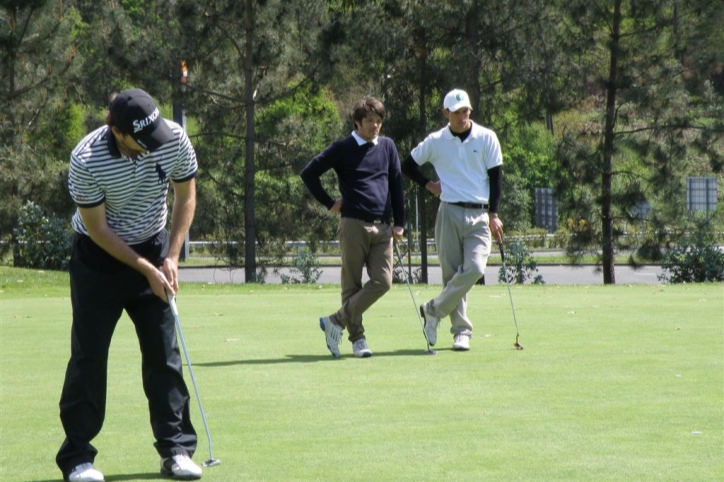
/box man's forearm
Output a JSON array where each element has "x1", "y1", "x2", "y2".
[
  {"x1": 167, "y1": 182, "x2": 196, "y2": 260},
  {"x1": 300, "y1": 169, "x2": 334, "y2": 209},
  {"x1": 401, "y1": 155, "x2": 429, "y2": 187},
  {"x1": 80, "y1": 205, "x2": 158, "y2": 277},
  {"x1": 87, "y1": 223, "x2": 158, "y2": 276}
]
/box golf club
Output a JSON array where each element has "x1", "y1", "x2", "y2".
[
  {"x1": 393, "y1": 242, "x2": 437, "y2": 355},
  {"x1": 498, "y1": 242, "x2": 524, "y2": 350},
  {"x1": 167, "y1": 293, "x2": 221, "y2": 467}
]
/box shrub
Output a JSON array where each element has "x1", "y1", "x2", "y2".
[
  {"x1": 280, "y1": 248, "x2": 322, "y2": 284},
  {"x1": 393, "y1": 263, "x2": 422, "y2": 284},
  {"x1": 659, "y1": 230, "x2": 724, "y2": 283},
  {"x1": 498, "y1": 240, "x2": 545, "y2": 284},
  {"x1": 550, "y1": 227, "x2": 570, "y2": 249},
  {"x1": 13, "y1": 201, "x2": 72, "y2": 271}
]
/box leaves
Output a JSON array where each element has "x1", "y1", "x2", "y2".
[{"x1": 0, "y1": 0, "x2": 721, "y2": 282}]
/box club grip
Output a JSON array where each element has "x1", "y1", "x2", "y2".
[{"x1": 167, "y1": 292, "x2": 179, "y2": 316}]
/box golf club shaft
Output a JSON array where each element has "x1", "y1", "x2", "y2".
[
  {"x1": 499, "y1": 244, "x2": 522, "y2": 341},
  {"x1": 168, "y1": 295, "x2": 217, "y2": 463},
  {"x1": 393, "y1": 242, "x2": 432, "y2": 350}
]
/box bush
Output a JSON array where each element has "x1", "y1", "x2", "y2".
[
  {"x1": 509, "y1": 228, "x2": 551, "y2": 248},
  {"x1": 280, "y1": 248, "x2": 322, "y2": 284},
  {"x1": 498, "y1": 240, "x2": 545, "y2": 284},
  {"x1": 393, "y1": 263, "x2": 422, "y2": 284},
  {"x1": 13, "y1": 201, "x2": 72, "y2": 271},
  {"x1": 550, "y1": 227, "x2": 570, "y2": 249},
  {"x1": 659, "y1": 230, "x2": 724, "y2": 283}
]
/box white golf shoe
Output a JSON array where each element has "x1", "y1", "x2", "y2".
[
  {"x1": 319, "y1": 316, "x2": 343, "y2": 358},
  {"x1": 452, "y1": 333, "x2": 471, "y2": 351},
  {"x1": 420, "y1": 302, "x2": 440, "y2": 346},
  {"x1": 68, "y1": 463, "x2": 104, "y2": 482},
  {"x1": 160, "y1": 454, "x2": 202, "y2": 479},
  {"x1": 352, "y1": 339, "x2": 372, "y2": 358}
]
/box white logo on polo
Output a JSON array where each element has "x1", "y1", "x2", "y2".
[{"x1": 132, "y1": 107, "x2": 160, "y2": 133}]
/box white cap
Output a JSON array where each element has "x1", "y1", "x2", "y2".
[{"x1": 443, "y1": 89, "x2": 472, "y2": 112}]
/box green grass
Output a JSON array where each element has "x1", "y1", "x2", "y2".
[{"x1": 1, "y1": 267, "x2": 722, "y2": 481}]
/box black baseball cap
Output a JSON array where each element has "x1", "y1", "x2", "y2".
[{"x1": 109, "y1": 88, "x2": 174, "y2": 152}]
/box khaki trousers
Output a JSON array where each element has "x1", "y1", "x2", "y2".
[
  {"x1": 430, "y1": 203, "x2": 491, "y2": 335},
  {"x1": 331, "y1": 217, "x2": 393, "y2": 342}
]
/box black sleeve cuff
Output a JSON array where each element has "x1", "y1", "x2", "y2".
[
  {"x1": 401, "y1": 155, "x2": 429, "y2": 187},
  {"x1": 488, "y1": 165, "x2": 502, "y2": 213}
]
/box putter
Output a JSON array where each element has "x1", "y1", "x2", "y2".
[
  {"x1": 167, "y1": 293, "x2": 222, "y2": 467},
  {"x1": 498, "y1": 243, "x2": 524, "y2": 350},
  {"x1": 393, "y1": 242, "x2": 437, "y2": 355}
]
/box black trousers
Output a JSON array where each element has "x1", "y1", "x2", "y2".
[{"x1": 56, "y1": 232, "x2": 197, "y2": 477}]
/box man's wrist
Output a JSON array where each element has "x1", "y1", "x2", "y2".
[{"x1": 136, "y1": 257, "x2": 158, "y2": 277}]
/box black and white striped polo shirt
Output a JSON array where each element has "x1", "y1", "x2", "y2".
[{"x1": 68, "y1": 120, "x2": 197, "y2": 245}]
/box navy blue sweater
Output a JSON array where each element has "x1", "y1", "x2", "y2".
[{"x1": 300, "y1": 135, "x2": 405, "y2": 227}]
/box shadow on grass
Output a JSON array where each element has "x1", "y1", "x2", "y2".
[
  {"x1": 194, "y1": 348, "x2": 446, "y2": 366},
  {"x1": 35, "y1": 474, "x2": 167, "y2": 482},
  {"x1": 106, "y1": 474, "x2": 169, "y2": 481}
]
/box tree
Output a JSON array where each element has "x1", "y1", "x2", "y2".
[
  {"x1": 176, "y1": 0, "x2": 337, "y2": 281},
  {"x1": 555, "y1": 0, "x2": 723, "y2": 283},
  {"x1": 0, "y1": 0, "x2": 80, "y2": 261},
  {"x1": 69, "y1": 0, "x2": 180, "y2": 105}
]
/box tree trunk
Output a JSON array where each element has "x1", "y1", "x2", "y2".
[
  {"x1": 601, "y1": 0, "x2": 622, "y2": 285},
  {"x1": 244, "y1": 0, "x2": 257, "y2": 282},
  {"x1": 418, "y1": 36, "x2": 429, "y2": 284},
  {"x1": 466, "y1": 0, "x2": 481, "y2": 114},
  {"x1": 417, "y1": 187, "x2": 428, "y2": 284}
]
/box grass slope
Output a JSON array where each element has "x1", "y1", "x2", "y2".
[{"x1": 1, "y1": 267, "x2": 722, "y2": 481}]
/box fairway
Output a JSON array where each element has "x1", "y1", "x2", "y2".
[{"x1": 1, "y1": 269, "x2": 722, "y2": 481}]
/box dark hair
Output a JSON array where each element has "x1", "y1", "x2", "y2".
[
  {"x1": 104, "y1": 92, "x2": 121, "y2": 130},
  {"x1": 352, "y1": 97, "x2": 385, "y2": 127}
]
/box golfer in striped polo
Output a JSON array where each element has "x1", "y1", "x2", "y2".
[{"x1": 57, "y1": 89, "x2": 202, "y2": 481}]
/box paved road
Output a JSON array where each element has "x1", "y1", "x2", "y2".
[{"x1": 179, "y1": 264, "x2": 665, "y2": 285}]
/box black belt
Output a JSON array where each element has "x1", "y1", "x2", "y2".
[
  {"x1": 346, "y1": 216, "x2": 390, "y2": 225},
  {"x1": 447, "y1": 201, "x2": 488, "y2": 210}
]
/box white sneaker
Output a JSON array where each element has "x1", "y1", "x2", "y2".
[
  {"x1": 452, "y1": 333, "x2": 471, "y2": 351},
  {"x1": 161, "y1": 454, "x2": 202, "y2": 479},
  {"x1": 352, "y1": 339, "x2": 372, "y2": 358},
  {"x1": 420, "y1": 302, "x2": 440, "y2": 346},
  {"x1": 68, "y1": 463, "x2": 104, "y2": 482},
  {"x1": 319, "y1": 316, "x2": 343, "y2": 358}
]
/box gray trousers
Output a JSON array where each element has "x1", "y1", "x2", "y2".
[
  {"x1": 331, "y1": 217, "x2": 393, "y2": 342},
  {"x1": 430, "y1": 203, "x2": 491, "y2": 335}
]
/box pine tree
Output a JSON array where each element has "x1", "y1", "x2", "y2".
[
  {"x1": 555, "y1": 0, "x2": 723, "y2": 283},
  {"x1": 175, "y1": 0, "x2": 335, "y2": 281},
  {"x1": 0, "y1": 0, "x2": 80, "y2": 260}
]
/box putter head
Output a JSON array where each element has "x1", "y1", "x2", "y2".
[
  {"x1": 424, "y1": 348, "x2": 438, "y2": 355},
  {"x1": 514, "y1": 342, "x2": 524, "y2": 350},
  {"x1": 202, "y1": 459, "x2": 221, "y2": 467}
]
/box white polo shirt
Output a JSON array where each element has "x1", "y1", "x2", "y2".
[
  {"x1": 410, "y1": 121, "x2": 502, "y2": 204},
  {"x1": 68, "y1": 120, "x2": 197, "y2": 245}
]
